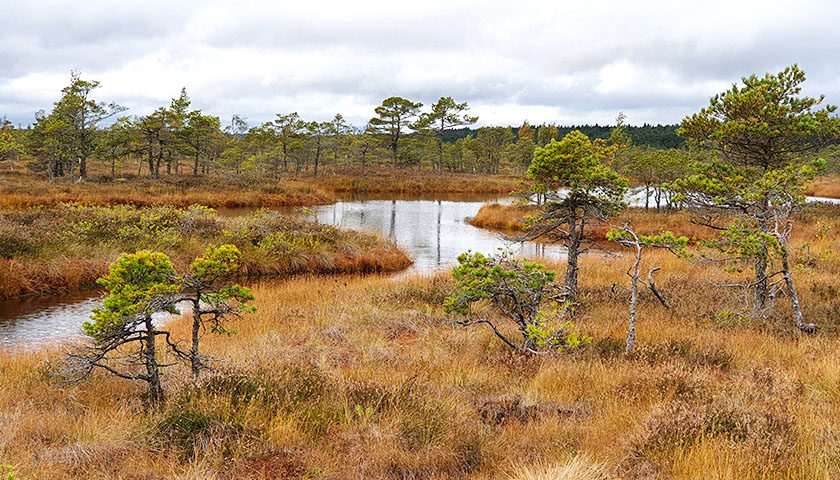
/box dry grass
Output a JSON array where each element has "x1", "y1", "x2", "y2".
[
  {"x1": 470, "y1": 204, "x2": 724, "y2": 243},
  {"x1": 0, "y1": 171, "x2": 525, "y2": 209},
  {"x1": 805, "y1": 175, "x2": 840, "y2": 199},
  {"x1": 469, "y1": 203, "x2": 539, "y2": 230},
  {"x1": 0, "y1": 172, "x2": 333, "y2": 208},
  {"x1": 2, "y1": 206, "x2": 840, "y2": 478},
  {"x1": 313, "y1": 169, "x2": 524, "y2": 194}
]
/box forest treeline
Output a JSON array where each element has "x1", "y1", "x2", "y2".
[
  {"x1": 444, "y1": 123, "x2": 683, "y2": 148},
  {"x1": 0, "y1": 72, "x2": 838, "y2": 185}
]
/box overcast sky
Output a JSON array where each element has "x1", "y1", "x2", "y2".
[{"x1": 2, "y1": 0, "x2": 839, "y2": 128}]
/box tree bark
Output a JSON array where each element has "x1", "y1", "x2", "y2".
[
  {"x1": 779, "y1": 244, "x2": 816, "y2": 332},
  {"x1": 754, "y1": 199, "x2": 770, "y2": 310},
  {"x1": 190, "y1": 297, "x2": 201, "y2": 380},
  {"x1": 564, "y1": 211, "x2": 582, "y2": 303},
  {"x1": 143, "y1": 315, "x2": 164, "y2": 406},
  {"x1": 626, "y1": 241, "x2": 642, "y2": 353}
]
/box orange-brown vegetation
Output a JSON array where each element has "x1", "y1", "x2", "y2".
[
  {"x1": 0, "y1": 204, "x2": 410, "y2": 299},
  {"x1": 3, "y1": 202, "x2": 840, "y2": 478},
  {"x1": 0, "y1": 170, "x2": 524, "y2": 208},
  {"x1": 806, "y1": 175, "x2": 840, "y2": 199},
  {"x1": 468, "y1": 203, "x2": 539, "y2": 230},
  {"x1": 470, "y1": 204, "x2": 725, "y2": 243}
]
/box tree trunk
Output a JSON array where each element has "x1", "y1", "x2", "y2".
[
  {"x1": 193, "y1": 152, "x2": 200, "y2": 176},
  {"x1": 780, "y1": 244, "x2": 813, "y2": 332},
  {"x1": 69, "y1": 156, "x2": 77, "y2": 184},
  {"x1": 190, "y1": 297, "x2": 201, "y2": 380},
  {"x1": 155, "y1": 149, "x2": 163, "y2": 179},
  {"x1": 143, "y1": 316, "x2": 164, "y2": 406},
  {"x1": 147, "y1": 149, "x2": 155, "y2": 178},
  {"x1": 438, "y1": 126, "x2": 444, "y2": 175},
  {"x1": 626, "y1": 240, "x2": 642, "y2": 353},
  {"x1": 754, "y1": 199, "x2": 770, "y2": 310},
  {"x1": 564, "y1": 212, "x2": 582, "y2": 303}
]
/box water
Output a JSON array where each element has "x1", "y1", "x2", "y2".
[
  {"x1": 2, "y1": 191, "x2": 837, "y2": 349},
  {"x1": 311, "y1": 197, "x2": 564, "y2": 276},
  {"x1": 0, "y1": 291, "x2": 101, "y2": 350},
  {"x1": 0, "y1": 194, "x2": 563, "y2": 349}
]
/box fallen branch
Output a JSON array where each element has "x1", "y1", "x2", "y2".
[{"x1": 644, "y1": 267, "x2": 670, "y2": 309}]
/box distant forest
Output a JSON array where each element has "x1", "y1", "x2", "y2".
[{"x1": 444, "y1": 124, "x2": 684, "y2": 149}]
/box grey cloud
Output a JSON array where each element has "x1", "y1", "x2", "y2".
[{"x1": 3, "y1": 0, "x2": 840, "y2": 128}]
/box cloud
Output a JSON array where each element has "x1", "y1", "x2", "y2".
[{"x1": 2, "y1": 0, "x2": 839, "y2": 128}]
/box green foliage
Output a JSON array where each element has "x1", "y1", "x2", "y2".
[
  {"x1": 189, "y1": 244, "x2": 256, "y2": 319},
  {"x1": 527, "y1": 130, "x2": 628, "y2": 217},
  {"x1": 189, "y1": 244, "x2": 240, "y2": 282},
  {"x1": 1, "y1": 465, "x2": 19, "y2": 480},
  {"x1": 445, "y1": 251, "x2": 586, "y2": 352},
  {"x1": 444, "y1": 251, "x2": 556, "y2": 316},
  {"x1": 679, "y1": 65, "x2": 840, "y2": 170},
  {"x1": 606, "y1": 228, "x2": 690, "y2": 257},
  {"x1": 83, "y1": 250, "x2": 178, "y2": 342},
  {"x1": 524, "y1": 302, "x2": 589, "y2": 350}
]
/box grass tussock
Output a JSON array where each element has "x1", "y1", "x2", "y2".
[
  {"x1": 0, "y1": 204, "x2": 410, "y2": 299},
  {"x1": 468, "y1": 203, "x2": 539, "y2": 230},
  {"x1": 3, "y1": 204, "x2": 840, "y2": 478}
]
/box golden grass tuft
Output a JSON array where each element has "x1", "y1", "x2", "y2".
[{"x1": 509, "y1": 457, "x2": 612, "y2": 480}]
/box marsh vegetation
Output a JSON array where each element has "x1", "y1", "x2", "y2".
[{"x1": 1, "y1": 65, "x2": 840, "y2": 479}]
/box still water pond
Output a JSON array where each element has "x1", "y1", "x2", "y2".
[{"x1": 0, "y1": 194, "x2": 564, "y2": 349}]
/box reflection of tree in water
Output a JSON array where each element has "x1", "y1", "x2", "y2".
[
  {"x1": 389, "y1": 200, "x2": 396, "y2": 240},
  {"x1": 437, "y1": 200, "x2": 442, "y2": 265}
]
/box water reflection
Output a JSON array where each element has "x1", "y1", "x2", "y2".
[
  {"x1": 0, "y1": 291, "x2": 100, "y2": 350},
  {"x1": 310, "y1": 198, "x2": 565, "y2": 276}
]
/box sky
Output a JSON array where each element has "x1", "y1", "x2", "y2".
[{"x1": 2, "y1": 0, "x2": 839, "y2": 129}]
